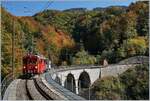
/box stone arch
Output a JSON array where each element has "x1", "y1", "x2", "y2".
[
  {"x1": 78, "y1": 71, "x2": 91, "y2": 93},
  {"x1": 64, "y1": 73, "x2": 76, "y2": 93},
  {"x1": 55, "y1": 76, "x2": 61, "y2": 85}
]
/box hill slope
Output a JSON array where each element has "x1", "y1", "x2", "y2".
[
  {"x1": 1, "y1": 7, "x2": 75, "y2": 79},
  {"x1": 1, "y1": 1, "x2": 149, "y2": 79},
  {"x1": 34, "y1": 1, "x2": 149, "y2": 62}
]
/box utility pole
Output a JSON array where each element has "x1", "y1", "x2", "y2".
[
  {"x1": 21, "y1": 31, "x2": 24, "y2": 75},
  {"x1": 65, "y1": 48, "x2": 68, "y2": 64},
  {"x1": 12, "y1": 19, "x2": 15, "y2": 80},
  {"x1": 31, "y1": 35, "x2": 34, "y2": 53}
]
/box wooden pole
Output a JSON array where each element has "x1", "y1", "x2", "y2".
[{"x1": 12, "y1": 19, "x2": 15, "y2": 79}]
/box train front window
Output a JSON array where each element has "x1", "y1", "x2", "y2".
[
  {"x1": 27, "y1": 58, "x2": 37, "y2": 64},
  {"x1": 23, "y1": 58, "x2": 27, "y2": 65}
]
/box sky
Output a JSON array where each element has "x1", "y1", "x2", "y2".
[{"x1": 1, "y1": 0, "x2": 138, "y2": 16}]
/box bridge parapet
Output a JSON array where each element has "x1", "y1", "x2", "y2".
[
  {"x1": 100, "y1": 64, "x2": 135, "y2": 78},
  {"x1": 57, "y1": 65, "x2": 102, "y2": 71},
  {"x1": 118, "y1": 56, "x2": 149, "y2": 65}
]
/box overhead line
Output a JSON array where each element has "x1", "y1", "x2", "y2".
[{"x1": 38, "y1": 0, "x2": 54, "y2": 13}]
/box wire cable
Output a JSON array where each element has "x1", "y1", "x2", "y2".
[{"x1": 38, "y1": 0, "x2": 54, "y2": 13}]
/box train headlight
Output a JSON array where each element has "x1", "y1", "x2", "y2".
[
  {"x1": 23, "y1": 66, "x2": 26, "y2": 69},
  {"x1": 35, "y1": 66, "x2": 38, "y2": 69}
]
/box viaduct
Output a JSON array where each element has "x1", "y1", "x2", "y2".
[
  {"x1": 3, "y1": 56, "x2": 148, "y2": 100},
  {"x1": 51, "y1": 56, "x2": 149, "y2": 94}
]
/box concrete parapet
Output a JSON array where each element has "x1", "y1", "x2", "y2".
[{"x1": 3, "y1": 79, "x2": 20, "y2": 100}]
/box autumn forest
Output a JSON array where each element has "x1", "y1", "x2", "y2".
[{"x1": 1, "y1": 1, "x2": 149, "y2": 82}]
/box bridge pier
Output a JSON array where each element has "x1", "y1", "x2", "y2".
[
  {"x1": 61, "y1": 75, "x2": 65, "y2": 87},
  {"x1": 75, "y1": 79, "x2": 79, "y2": 94},
  {"x1": 61, "y1": 82, "x2": 64, "y2": 87}
]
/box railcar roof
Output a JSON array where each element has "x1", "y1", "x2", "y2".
[{"x1": 23, "y1": 54, "x2": 46, "y2": 60}]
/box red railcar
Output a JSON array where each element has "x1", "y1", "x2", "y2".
[{"x1": 23, "y1": 54, "x2": 46, "y2": 75}]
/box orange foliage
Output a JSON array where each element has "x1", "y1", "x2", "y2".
[
  {"x1": 19, "y1": 16, "x2": 41, "y2": 32},
  {"x1": 36, "y1": 39, "x2": 47, "y2": 55},
  {"x1": 18, "y1": 16, "x2": 75, "y2": 57}
]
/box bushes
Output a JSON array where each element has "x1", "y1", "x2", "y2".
[
  {"x1": 93, "y1": 76, "x2": 124, "y2": 100},
  {"x1": 72, "y1": 49, "x2": 97, "y2": 65},
  {"x1": 90, "y1": 64, "x2": 149, "y2": 100},
  {"x1": 119, "y1": 64, "x2": 149, "y2": 99},
  {"x1": 123, "y1": 37, "x2": 147, "y2": 56}
]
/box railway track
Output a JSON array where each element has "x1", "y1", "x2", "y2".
[
  {"x1": 33, "y1": 78, "x2": 53, "y2": 100},
  {"x1": 3, "y1": 73, "x2": 84, "y2": 100},
  {"x1": 3, "y1": 78, "x2": 53, "y2": 100},
  {"x1": 16, "y1": 79, "x2": 31, "y2": 100},
  {"x1": 25, "y1": 80, "x2": 33, "y2": 100},
  {"x1": 25, "y1": 78, "x2": 53, "y2": 100}
]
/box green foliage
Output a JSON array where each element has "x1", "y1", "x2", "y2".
[
  {"x1": 90, "y1": 64, "x2": 149, "y2": 100},
  {"x1": 129, "y1": 1, "x2": 149, "y2": 36},
  {"x1": 119, "y1": 64, "x2": 149, "y2": 99},
  {"x1": 105, "y1": 6, "x2": 126, "y2": 16},
  {"x1": 93, "y1": 77, "x2": 124, "y2": 100},
  {"x1": 123, "y1": 37, "x2": 147, "y2": 56},
  {"x1": 33, "y1": 1, "x2": 148, "y2": 63},
  {"x1": 59, "y1": 47, "x2": 74, "y2": 65},
  {"x1": 72, "y1": 49, "x2": 97, "y2": 65}
]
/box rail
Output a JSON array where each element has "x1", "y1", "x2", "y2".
[{"x1": 33, "y1": 78, "x2": 53, "y2": 100}]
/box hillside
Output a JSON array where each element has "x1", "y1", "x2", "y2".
[
  {"x1": 34, "y1": 1, "x2": 148, "y2": 62},
  {"x1": 1, "y1": 1, "x2": 149, "y2": 79},
  {"x1": 1, "y1": 7, "x2": 75, "y2": 79}
]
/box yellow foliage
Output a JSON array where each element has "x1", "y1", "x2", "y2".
[
  {"x1": 126, "y1": 37, "x2": 147, "y2": 55},
  {"x1": 128, "y1": 37, "x2": 147, "y2": 48}
]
